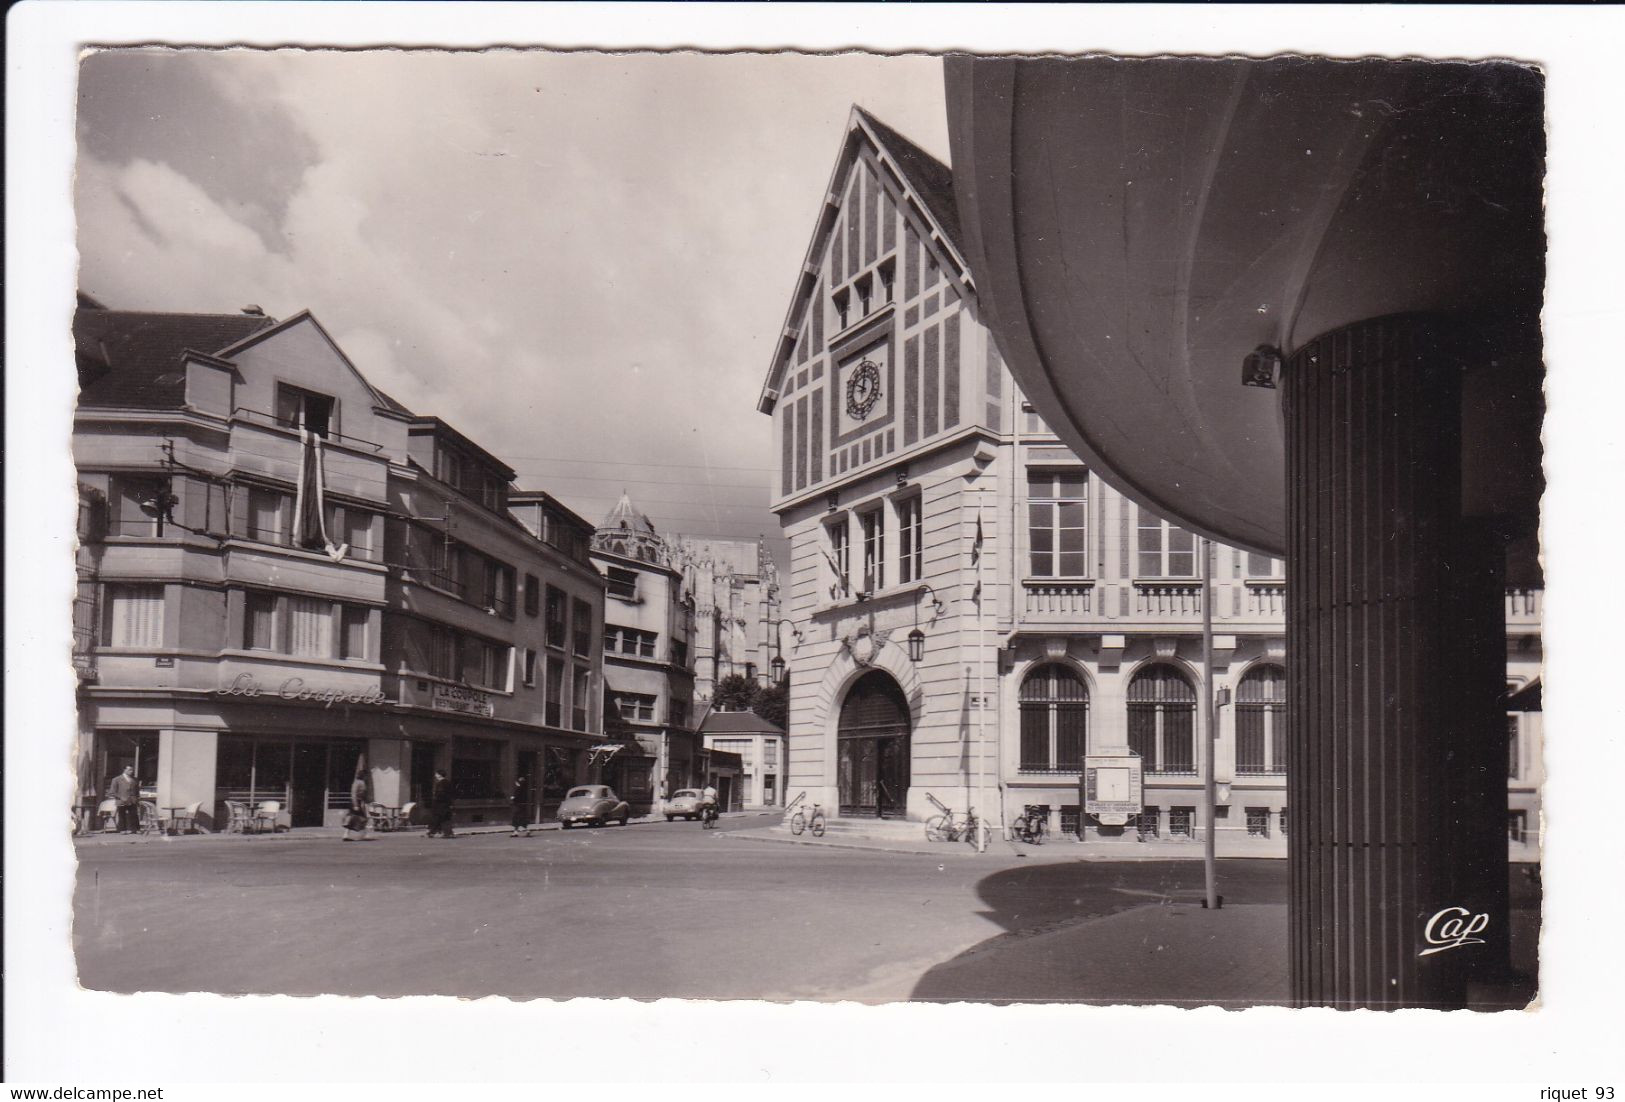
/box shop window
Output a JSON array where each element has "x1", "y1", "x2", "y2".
[
  {"x1": 1245, "y1": 807, "x2": 1271, "y2": 837},
  {"x1": 1018, "y1": 663, "x2": 1088, "y2": 773},
  {"x1": 94, "y1": 731, "x2": 159, "y2": 798},
  {"x1": 1028, "y1": 470, "x2": 1088, "y2": 577},
  {"x1": 105, "y1": 584, "x2": 165, "y2": 648},
  {"x1": 1235, "y1": 664, "x2": 1288, "y2": 775},
  {"x1": 451, "y1": 758, "x2": 499, "y2": 801},
  {"x1": 1127, "y1": 664, "x2": 1197, "y2": 774},
  {"x1": 1137, "y1": 511, "x2": 1197, "y2": 578},
  {"x1": 275, "y1": 383, "x2": 335, "y2": 438}
]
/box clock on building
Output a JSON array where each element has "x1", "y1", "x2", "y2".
[{"x1": 845, "y1": 359, "x2": 882, "y2": 420}]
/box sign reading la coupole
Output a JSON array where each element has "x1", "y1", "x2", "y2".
[{"x1": 216, "y1": 672, "x2": 390, "y2": 708}]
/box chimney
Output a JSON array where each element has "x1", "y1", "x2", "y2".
[{"x1": 241, "y1": 304, "x2": 265, "y2": 316}]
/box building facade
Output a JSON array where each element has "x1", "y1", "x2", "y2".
[
  {"x1": 757, "y1": 110, "x2": 1544, "y2": 857},
  {"x1": 666, "y1": 535, "x2": 782, "y2": 701},
  {"x1": 73, "y1": 298, "x2": 609, "y2": 831},
  {"x1": 698, "y1": 710, "x2": 787, "y2": 810},
  {"x1": 586, "y1": 494, "x2": 700, "y2": 810}
]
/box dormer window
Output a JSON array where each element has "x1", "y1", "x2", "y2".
[
  {"x1": 276, "y1": 384, "x2": 335, "y2": 438},
  {"x1": 833, "y1": 287, "x2": 851, "y2": 330},
  {"x1": 856, "y1": 273, "x2": 874, "y2": 317},
  {"x1": 878, "y1": 258, "x2": 896, "y2": 305}
]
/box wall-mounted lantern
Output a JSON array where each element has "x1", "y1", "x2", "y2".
[{"x1": 908, "y1": 584, "x2": 945, "y2": 663}]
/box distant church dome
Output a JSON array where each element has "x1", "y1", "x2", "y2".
[{"x1": 593, "y1": 491, "x2": 664, "y2": 564}]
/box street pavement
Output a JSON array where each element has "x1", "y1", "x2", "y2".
[{"x1": 72, "y1": 813, "x2": 1538, "y2": 1006}]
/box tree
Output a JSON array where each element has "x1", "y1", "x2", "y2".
[
  {"x1": 711, "y1": 673, "x2": 759, "y2": 713},
  {"x1": 754, "y1": 681, "x2": 789, "y2": 731}
]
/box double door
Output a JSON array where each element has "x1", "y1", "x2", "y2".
[{"x1": 838, "y1": 733, "x2": 908, "y2": 818}]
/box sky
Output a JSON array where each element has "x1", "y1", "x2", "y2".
[{"x1": 74, "y1": 48, "x2": 952, "y2": 571}]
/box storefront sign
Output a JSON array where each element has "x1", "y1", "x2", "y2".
[
  {"x1": 216, "y1": 672, "x2": 390, "y2": 708},
  {"x1": 431, "y1": 682, "x2": 494, "y2": 718},
  {"x1": 1083, "y1": 753, "x2": 1144, "y2": 826}
]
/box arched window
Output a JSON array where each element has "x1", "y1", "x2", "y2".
[
  {"x1": 1127, "y1": 664, "x2": 1196, "y2": 774},
  {"x1": 1019, "y1": 664, "x2": 1088, "y2": 773},
  {"x1": 1236, "y1": 664, "x2": 1287, "y2": 774}
]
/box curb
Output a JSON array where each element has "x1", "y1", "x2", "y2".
[{"x1": 73, "y1": 811, "x2": 774, "y2": 845}]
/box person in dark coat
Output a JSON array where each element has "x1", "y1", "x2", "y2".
[
  {"x1": 427, "y1": 769, "x2": 454, "y2": 838},
  {"x1": 108, "y1": 765, "x2": 140, "y2": 834},
  {"x1": 510, "y1": 775, "x2": 531, "y2": 838},
  {"x1": 344, "y1": 772, "x2": 372, "y2": 841}
]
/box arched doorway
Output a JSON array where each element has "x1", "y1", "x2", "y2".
[{"x1": 837, "y1": 670, "x2": 911, "y2": 818}]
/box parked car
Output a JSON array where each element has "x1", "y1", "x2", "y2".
[
  {"x1": 557, "y1": 785, "x2": 630, "y2": 828},
  {"x1": 664, "y1": 788, "x2": 704, "y2": 821}
]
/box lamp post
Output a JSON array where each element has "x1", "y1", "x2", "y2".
[{"x1": 766, "y1": 618, "x2": 801, "y2": 684}]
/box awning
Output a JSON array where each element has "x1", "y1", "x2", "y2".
[{"x1": 586, "y1": 744, "x2": 626, "y2": 766}]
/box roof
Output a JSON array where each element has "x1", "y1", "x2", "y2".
[
  {"x1": 408, "y1": 416, "x2": 517, "y2": 483},
  {"x1": 854, "y1": 106, "x2": 961, "y2": 248},
  {"x1": 698, "y1": 710, "x2": 786, "y2": 736},
  {"x1": 509, "y1": 489, "x2": 596, "y2": 534},
  {"x1": 600, "y1": 491, "x2": 658, "y2": 535},
  {"x1": 758, "y1": 107, "x2": 972, "y2": 413},
  {"x1": 75, "y1": 307, "x2": 277, "y2": 410}
]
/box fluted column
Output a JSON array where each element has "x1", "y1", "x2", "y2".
[{"x1": 1284, "y1": 314, "x2": 1508, "y2": 1009}]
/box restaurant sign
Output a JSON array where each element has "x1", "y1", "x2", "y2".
[
  {"x1": 431, "y1": 682, "x2": 494, "y2": 718},
  {"x1": 1082, "y1": 753, "x2": 1144, "y2": 826},
  {"x1": 216, "y1": 672, "x2": 390, "y2": 708}
]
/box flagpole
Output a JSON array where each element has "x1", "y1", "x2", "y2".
[{"x1": 975, "y1": 495, "x2": 987, "y2": 853}]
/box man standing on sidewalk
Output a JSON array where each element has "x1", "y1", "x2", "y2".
[
  {"x1": 427, "y1": 769, "x2": 454, "y2": 839},
  {"x1": 108, "y1": 765, "x2": 139, "y2": 834}
]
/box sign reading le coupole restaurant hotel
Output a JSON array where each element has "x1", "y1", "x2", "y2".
[
  {"x1": 1083, "y1": 753, "x2": 1144, "y2": 826},
  {"x1": 430, "y1": 682, "x2": 495, "y2": 718}
]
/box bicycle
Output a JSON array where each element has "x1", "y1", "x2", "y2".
[
  {"x1": 789, "y1": 802, "x2": 825, "y2": 837},
  {"x1": 1012, "y1": 804, "x2": 1049, "y2": 845},
  {"x1": 701, "y1": 802, "x2": 720, "y2": 829},
  {"x1": 924, "y1": 795, "x2": 991, "y2": 847}
]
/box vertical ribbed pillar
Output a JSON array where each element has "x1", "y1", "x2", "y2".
[{"x1": 1284, "y1": 314, "x2": 1508, "y2": 1010}]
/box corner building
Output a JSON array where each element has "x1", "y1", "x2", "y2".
[{"x1": 758, "y1": 110, "x2": 1543, "y2": 854}]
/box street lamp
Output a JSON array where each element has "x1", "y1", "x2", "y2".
[
  {"x1": 908, "y1": 585, "x2": 945, "y2": 663},
  {"x1": 767, "y1": 618, "x2": 801, "y2": 683}
]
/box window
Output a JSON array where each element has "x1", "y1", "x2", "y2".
[
  {"x1": 1137, "y1": 512, "x2": 1197, "y2": 578},
  {"x1": 288, "y1": 596, "x2": 334, "y2": 658},
  {"x1": 1028, "y1": 471, "x2": 1088, "y2": 577},
  {"x1": 524, "y1": 574, "x2": 540, "y2": 617},
  {"x1": 860, "y1": 508, "x2": 885, "y2": 592},
  {"x1": 481, "y1": 560, "x2": 515, "y2": 618},
  {"x1": 606, "y1": 567, "x2": 637, "y2": 601},
  {"x1": 275, "y1": 383, "x2": 335, "y2": 437},
  {"x1": 545, "y1": 586, "x2": 566, "y2": 648},
  {"x1": 340, "y1": 607, "x2": 370, "y2": 661},
  {"x1": 106, "y1": 584, "x2": 164, "y2": 648},
  {"x1": 671, "y1": 699, "x2": 689, "y2": 728},
  {"x1": 545, "y1": 657, "x2": 564, "y2": 727},
  {"x1": 111, "y1": 475, "x2": 175, "y2": 537},
  {"x1": 1021, "y1": 403, "x2": 1051, "y2": 436},
  {"x1": 1280, "y1": 808, "x2": 1289, "y2": 836},
  {"x1": 1245, "y1": 807, "x2": 1272, "y2": 837},
  {"x1": 244, "y1": 591, "x2": 277, "y2": 650},
  {"x1": 826, "y1": 518, "x2": 850, "y2": 597},
  {"x1": 467, "y1": 637, "x2": 508, "y2": 691},
  {"x1": 572, "y1": 666, "x2": 591, "y2": 730},
  {"x1": 1507, "y1": 810, "x2": 1528, "y2": 845},
  {"x1": 617, "y1": 692, "x2": 658, "y2": 722},
  {"x1": 833, "y1": 287, "x2": 851, "y2": 330},
  {"x1": 672, "y1": 639, "x2": 688, "y2": 668},
  {"x1": 1246, "y1": 552, "x2": 1284, "y2": 578},
  {"x1": 1137, "y1": 806, "x2": 1161, "y2": 840},
  {"x1": 897, "y1": 495, "x2": 923, "y2": 585},
  {"x1": 430, "y1": 626, "x2": 458, "y2": 680},
  {"x1": 1018, "y1": 663, "x2": 1088, "y2": 773},
  {"x1": 343, "y1": 508, "x2": 375, "y2": 561},
  {"x1": 523, "y1": 648, "x2": 538, "y2": 688},
  {"x1": 572, "y1": 598, "x2": 592, "y2": 656},
  {"x1": 1235, "y1": 664, "x2": 1288, "y2": 775},
  {"x1": 1169, "y1": 807, "x2": 1195, "y2": 838},
  {"x1": 855, "y1": 273, "x2": 874, "y2": 317},
  {"x1": 1506, "y1": 710, "x2": 1522, "y2": 780},
  {"x1": 1127, "y1": 664, "x2": 1197, "y2": 774},
  {"x1": 878, "y1": 258, "x2": 896, "y2": 304}
]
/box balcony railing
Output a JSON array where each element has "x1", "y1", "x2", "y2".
[
  {"x1": 1023, "y1": 580, "x2": 1094, "y2": 618},
  {"x1": 1134, "y1": 582, "x2": 1203, "y2": 618},
  {"x1": 230, "y1": 406, "x2": 385, "y2": 453},
  {"x1": 1506, "y1": 587, "x2": 1542, "y2": 622}
]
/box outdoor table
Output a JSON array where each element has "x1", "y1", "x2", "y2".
[{"x1": 163, "y1": 807, "x2": 188, "y2": 835}]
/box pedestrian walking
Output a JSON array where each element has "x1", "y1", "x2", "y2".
[
  {"x1": 510, "y1": 775, "x2": 531, "y2": 837},
  {"x1": 344, "y1": 771, "x2": 372, "y2": 841},
  {"x1": 108, "y1": 765, "x2": 140, "y2": 834},
  {"x1": 427, "y1": 769, "x2": 455, "y2": 838}
]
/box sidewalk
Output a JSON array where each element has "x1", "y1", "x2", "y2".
[
  {"x1": 723, "y1": 822, "x2": 1244, "y2": 863},
  {"x1": 72, "y1": 810, "x2": 771, "y2": 845}
]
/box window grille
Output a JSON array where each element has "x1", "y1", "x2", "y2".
[
  {"x1": 1245, "y1": 807, "x2": 1271, "y2": 837},
  {"x1": 1169, "y1": 807, "x2": 1194, "y2": 837},
  {"x1": 1018, "y1": 663, "x2": 1088, "y2": 773},
  {"x1": 1127, "y1": 665, "x2": 1197, "y2": 774},
  {"x1": 1060, "y1": 805, "x2": 1083, "y2": 835},
  {"x1": 1236, "y1": 664, "x2": 1288, "y2": 774},
  {"x1": 1137, "y1": 806, "x2": 1161, "y2": 839}
]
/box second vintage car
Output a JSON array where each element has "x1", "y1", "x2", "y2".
[
  {"x1": 663, "y1": 788, "x2": 704, "y2": 822},
  {"x1": 557, "y1": 785, "x2": 631, "y2": 828}
]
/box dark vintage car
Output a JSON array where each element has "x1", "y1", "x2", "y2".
[
  {"x1": 664, "y1": 788, "x2": 703, "y2": 821},
  {"x1": 557, "y1": 784, "x2": 630, "y2": 828}
]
